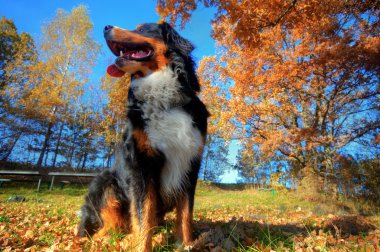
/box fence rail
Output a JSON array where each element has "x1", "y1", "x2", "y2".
[{"x1": 0, "y1": 170, "x2": 98, "y2": 191}]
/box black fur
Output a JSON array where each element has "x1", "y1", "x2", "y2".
[
  {"x1": 160, "y1": 22, "x2": 200, "y2": 93},
  {"x1": 77, "y1": 169, "x2": 130, "y2": 237},
  {"x1": 78, "y1": 22, "x2": 209, "y2": 247},
  {"x1": 134, "y1": 22, "x2": 200, "y2": 93}
]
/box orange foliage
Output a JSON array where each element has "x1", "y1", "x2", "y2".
[{"x1": 157, "y1": 1, "x2": 380, "y2": 176}]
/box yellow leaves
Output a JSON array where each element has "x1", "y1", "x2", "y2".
[
  {"x1": 2, "y1": 5, "x2": 101, "y2": 129},
  {"x1": 99, "y1": 74, "x2": 130, "y2": 146}
]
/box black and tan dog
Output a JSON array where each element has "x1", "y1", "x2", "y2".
[{"x1": 77, "y1": 22, "x2": 209, "y2": 251}]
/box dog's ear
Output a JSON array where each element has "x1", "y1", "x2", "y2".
[{"x1": 160, "y1": 22, "x2": 194, "y2": 56}]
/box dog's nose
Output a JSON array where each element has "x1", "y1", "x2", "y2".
[{"x1": 104, "y1": 25, "x2": 113, "y2": 33}]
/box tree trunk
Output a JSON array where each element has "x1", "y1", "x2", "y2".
[
  {"x1": 37, "y1": 122, "x2": 54, "y2": 168},
  {"x1": 52, "y1": 122, "x2": 64, "y2": 168},
  {"x1": 203, "y1": 150, "x2": 210, "y2": 180},
  {"x1": 44, "y1": 148, "x2": 49, "y2": 167},
  {"x1": 67, "y1": 132, "x2": 77, "y2": 168},
  {"x1": 76, "y1": 154, "x2": 82, "y2": 170},
  {"x1": 81, "y1": 152, "x2": 88, "y2": 171},
  {"x1": 106, "y1": 146, "x2": 112, "y2": 169},
  {"x1": 1, "y1": 132, "x2": 22, "y2": 161}
]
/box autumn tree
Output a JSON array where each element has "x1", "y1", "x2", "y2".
[
  {"x1": 0, "y1": 17, "x2": 37, "y2": 161},
  {"x1": 202, "y1": 135, "x2": 231, "y2": 182},
  {"x1": 0, "y1": 17, "x2": 36, "y2": 90},
  {"x1": 4, "y1": 6, "x2": 100, "y2": 168},
  {"x1": 197, "y1": 57, "x2": 232, "y2": 181},
  {"x1": 157, "y1": 0, "x2": 380, "y2": 194},
  {"x1": 99, "y1": 74, "x2": 130, "y2": 168},
  {"x1": 54, "y1": 105, "x2": 100, "y2": 169},
  {"x1": 335, "y1": 154, "x2": 380, "y2": 203},
  {"x1": 236, "y1": 145, "x2": 271, "y2": 187}
]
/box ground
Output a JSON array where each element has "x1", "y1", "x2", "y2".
[{"x1": 0, "y1": 181, "x2": 379, "y2": 251}]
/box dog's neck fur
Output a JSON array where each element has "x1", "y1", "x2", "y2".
[{"x1": 130, "y1": 67, "x2": 189, "y2": 110}]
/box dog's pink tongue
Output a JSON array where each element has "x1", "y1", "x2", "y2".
[{"x1": 107, "y1": 64, "x2": 125, "y2": 77}]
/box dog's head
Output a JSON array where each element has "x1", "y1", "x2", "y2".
[{"x1": 104, "y1": 22, "x2": 199, "y2": 92}]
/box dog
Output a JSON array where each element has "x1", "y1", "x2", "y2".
[{"x1": 77, "y1": 22, "x2": 209, "y2": 251}]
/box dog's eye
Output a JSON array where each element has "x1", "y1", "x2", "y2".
[{"x1": 139, "y1": 28, "x2": 144, "y2": 32}]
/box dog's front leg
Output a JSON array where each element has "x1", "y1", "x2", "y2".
[
  {"x1": 175, "y1": 194, "x2": 194, "y2": 246},
  {"x1": 130, "y1": 181, "x2": 157, "y2": 252}
]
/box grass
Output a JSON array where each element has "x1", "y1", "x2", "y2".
[{"x1": 0, "y1": 181, "x2": 379, "y2": 251}]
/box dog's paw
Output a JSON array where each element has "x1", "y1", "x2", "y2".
[
  {"x1": 175, "y1": 242, "x2": 194, "y2": 252},
  {"x1": 120, "y1": 234, "x2": 137, "y2": 250}
]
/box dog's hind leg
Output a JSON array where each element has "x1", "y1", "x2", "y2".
[{"x1": 77, "y1": 170, "x2": 129, "y2": 237}]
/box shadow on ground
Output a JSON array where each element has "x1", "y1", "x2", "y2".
[{"x1": 187, "y1": 215, "x2": 378, "y2": 251}]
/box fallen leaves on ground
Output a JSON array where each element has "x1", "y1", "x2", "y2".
[{"x1": 0, "y1": 191, "x2": 379, "y2": 251}]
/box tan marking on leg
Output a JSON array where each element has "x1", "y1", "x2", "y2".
[
  {"x1": 175, "y1": 195, "x2": 193, "y2": 245},
  {"x1": 140, "y1": 182, "x2": 157, "y2": 252},
  {"x1": 175, "y1": 201, "x2": 184, "y2": 242},
  {"x1": 129, "y1": 194, "x2": 140, "y2": 235},
  {"x1": 128, "y1": 183, "x2": 157, "y2": 252},
  {"x1": 94, "y1": 189, "x2": 126, "y2": 238}
]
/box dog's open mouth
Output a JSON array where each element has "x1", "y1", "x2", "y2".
[
  {"x1": 107, "y1": 40, "x2": 154, "y2": 61},
  {"x1": 106, "y1": 40, "x2": 154, "y2": 77}
]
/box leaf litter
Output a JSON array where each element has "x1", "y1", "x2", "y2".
[{"x1": 0, "y1": 187, "x2": 379, "y2": 251}]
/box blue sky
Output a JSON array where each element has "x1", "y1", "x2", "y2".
[{"x1": 1, "y1": 0, "x2": 216, "y2": 84}]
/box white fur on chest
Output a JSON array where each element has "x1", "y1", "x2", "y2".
[
  {"x1": 146, "y1": 108, "x2": 203, "y2": 196},
  {"x1": 131, "y1": 68, "x2": 202, "y2": 196},
  {"x1": 131, "y1": 67, "x2": 185, "y2": 109}
]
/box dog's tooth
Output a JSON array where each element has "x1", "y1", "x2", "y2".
[{"x1": 120, "y1": 50, "x2": 123, "y2": 56}]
